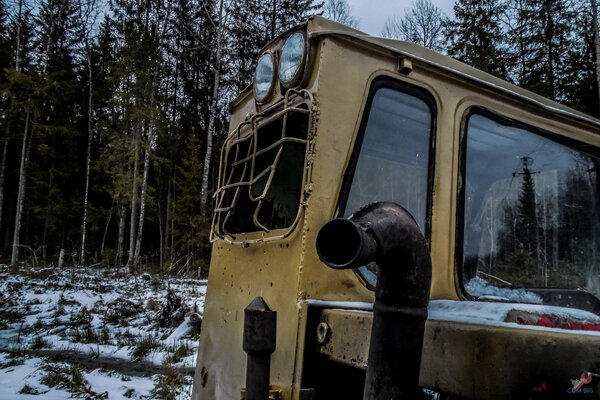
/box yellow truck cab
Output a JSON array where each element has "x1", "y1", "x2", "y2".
[{"x1": 192, "y1": 16, "x2": 600, "y2": 400}]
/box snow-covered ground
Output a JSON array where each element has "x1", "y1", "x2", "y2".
[{"x1": 0, "y1": 265, "x2": 206, "y2": 399}]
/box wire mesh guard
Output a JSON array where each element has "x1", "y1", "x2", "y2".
[{"x1": 210, "y1": 90, "x2": 318, "y2": 245}]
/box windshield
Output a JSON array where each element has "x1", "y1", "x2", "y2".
[
  {"x1": 340, "y1": 81, "x2": 434, "y2": 287},
  {"x1": 461, "y1": 111, "x2": 600, "y2": 310}
]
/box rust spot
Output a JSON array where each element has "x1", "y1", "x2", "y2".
[
  {"x1": 201, "y1": 367, "x2": 208, "y2": 387},
  {"x1": 340, "y1": 280, "x2": 355, "y2": 289}
]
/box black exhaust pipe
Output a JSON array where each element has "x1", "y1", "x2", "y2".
[{"x1": 316, "y1": 202, "x2": 432, "y2": 399}]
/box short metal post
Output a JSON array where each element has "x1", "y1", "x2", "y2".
[{"x1": 243, "y1": 297, "x2": 277, "y2": 400}]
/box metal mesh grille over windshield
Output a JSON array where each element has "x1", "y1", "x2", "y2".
[{"x1": 211, "y1": 91, "x2": 317, "y2": 244}]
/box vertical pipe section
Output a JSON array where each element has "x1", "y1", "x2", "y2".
[
  {"x1": 316, "y1": 201, "x2": 432, "y2": 399},
  {"x1": 243, "y1": 296, "x2": 277, "y2": 400}
]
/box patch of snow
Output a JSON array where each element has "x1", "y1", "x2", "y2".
[
  {"x1": 166, "y1": 316, "x2": 193, "y2": 345},
  {"x1": 0, "y1": 267, "x2": 205, "y2": 399},
  {"x1": 304, "y1": 299, "x2": 373, "y2": 310},
  {"x1": 83, "y1": 368, "x2": 155, "y2": 400},
  {"x1": 465, "y1": 276, "x2": 543, "y2": 304},
  {"x1": 0, "y1": 356, "x2": 155, "y2": 400},
  {"x1": 429, "y1": 299, "x2": 600, "y2": 335}
]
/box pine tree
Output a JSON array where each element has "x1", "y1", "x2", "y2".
[
  {"x1": 91, "y1": 17, "x2": 123, "y2": 264},
  {"x1": 511, "y1": 0, "x2": 575, "y2": 99},
  {"x1": 515, "y1": 159, "x2": 538, "y2": 253},
  {"x1": 228, "y1": 0, "x2": 322, "y2": 94},
  {"x1": 29, "y1": 0, "x2": 84, "y2": 263},
  {"x1": 9, "y1": 4, "x2": 35, "y2": 72},
  {"x1": 592, "y1": 0, "x2": 600, "y2": 115},
  {"x1": 444, "y1": 0, "x2": 507, "y2": 78},
  {"x1": 105, "y1": 0, "x2": 169, "y2": 270},
  {"x1": 562, "y1": 0, "x2": 599, "y2": 117},
  {"x1": 173, "y1": 134, "x2": 204, "y2": 266},
  {"x1": 2, "y1": 2, "x2": 35, "y2": 262},
  {"x1": 0, "y1": 0, "x2": 10, "y2": 73}
]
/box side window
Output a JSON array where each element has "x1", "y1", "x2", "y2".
[
  {"x1": 461, "y1": 111, "x2": 600, "y2": 310},
  {"x1": 339, "y1": 81, "x2": 435, "y2": 287}
]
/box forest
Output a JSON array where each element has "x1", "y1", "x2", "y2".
[{"x1": 0, "y1": 0, "x2": 598, "y2": 274}]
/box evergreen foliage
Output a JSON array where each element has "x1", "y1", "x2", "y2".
[
  {"x1": 444, "y1": 0, "x2": 507, "y2": 78},
  {"x1": 562, "y1": 1, "x2": 599, "y2": 115},
  {"x1": 0, "y1": 0, "x2": 598, "y2": 275},
  {"x1": 0, "y1": 0, "x2": 323, "y2": 270},
  {"x1": 173, "y1": 134, "x2": 205, "y2": 261},
  {"x1": 514, "y1": 0, "x2": 574, "y2": 99},
  {"x1": 515, "y1": 162, "x2": 537, "y2": 254},
  {"x1": 0, "y1": 0, "x2": 10, "y2": 73},
  {"x1": 228, "y1": 0, "x2": 322, "y2": 93},
  {"x1": 443, "y1": 0, "x2": 599, "y2": 117}
]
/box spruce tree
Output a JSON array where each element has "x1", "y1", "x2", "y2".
[
  {"x1": 562, "y1": 0, "x2": 599, "y2": 117},
  {"x1": 0, "y1": 0, "x2": 10, "y2": 73},
  {"x1": 444, "y1": 0, "x2": 508, "y2": 78},
  {"x1": 29, "y1": 0, "x2": 84, "y2": 263},
  {"x1": 515, "y1": 159, "x2": 538, "y2": 254},
  {"x1": 173, "y1": 134, "x2": 204, "y2": 265},
  {"x1": 511, "y1": 0, "x2": 575, "y2": 99},
  {"x1": 228, "y1": 0, "x2": 322, "y2": 94}
]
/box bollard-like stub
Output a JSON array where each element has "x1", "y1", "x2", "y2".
[{"x1": 243, "y1": 296, "x2": 277, "y2": 354}]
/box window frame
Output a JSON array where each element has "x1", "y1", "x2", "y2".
[
  {"x1": 456, "y1": 106, "x2": 600, "y2": 299},
  {"x1": 335, "y1": 77, "x2": 438, "y2": 290}
]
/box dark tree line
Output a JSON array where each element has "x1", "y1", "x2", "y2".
[
  {"x1": 0, "y1": 0, "x2": 321, "y2": 272},
  {"x1": 387, "y1": 0, "x2": 600, "y2": 118},
  {"x1": 1, "y1": 0, "x2": 598, "y2": 273},
  {"x1": 445, "y1": 0, "x2": 600, "y2": 117},
  {"x1": 494, "y1": 158, "x2": 599, "y2": 289}
]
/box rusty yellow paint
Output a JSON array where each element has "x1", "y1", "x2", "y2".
[
  {"x1": 317, "y1": 308, "x2": 600, "y2": 399},
  {"x1": 193, "y1": 16, "x2": 600, "y2": 400}
]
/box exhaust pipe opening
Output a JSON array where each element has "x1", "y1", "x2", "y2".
[
  {"x1": 315, "y1": 202, "x2": 432, "y2": 400},
  {"x1": 316, "y1": 219, "x2": 364, "y2": 268}
]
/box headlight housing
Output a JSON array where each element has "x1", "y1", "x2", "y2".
[
  {"x1": 254, "y1": 52, "x2": 276, "y2": 102},
  {"x1": 279, "y1": 32, "x2": 306, "y2": 88}
]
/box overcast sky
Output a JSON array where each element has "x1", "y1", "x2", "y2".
[{"x1": 346, "y1": 0, "x2": 456, "y2": 36}]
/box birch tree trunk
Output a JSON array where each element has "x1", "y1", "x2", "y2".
[
  {"x1": 11, "y1": 111, "x2": 30, "y2": 266},
  {"x1": 116, "y1": 203, "x2": 126, "y2": 266},
  {"x1": 127, "y1": 140, "x2": 140, "y2": 271},
  {"x1": 78, "y1": 0, "x2": 98, "y2": 265},
  {"x1": 200, "y1": 0, "x2": 225, "y2": 216},
  {"x1": 80, "y1": 43, "x2": 93, "y2": 265},
  {"x1": 42, "y1": 163, "x2": 55, "y2": 261},
  {"x1": 0, "y1": 135, "x2": 9, "y2": 236},
  {"x1": 15, "y1": 0, "x2": 22, "y2": 70},
  {"x1": 100, "y1": 200, "x2": 113, "y2": 264},
  {"x1": 3, "y1": 0, "x2": 23, "y2": 250},
  {"x1": 157, "y1": 197, "x2": 163, "y2": 266},
  {"x1": 593, "y1": 0, "x2": 600, "y2": 112},
  {"x1": 133, "y1": 148, "x2": 150, "y2": 271},
  {"x1": 163, "y1": 177, "x2": 171, "y2": 263}
]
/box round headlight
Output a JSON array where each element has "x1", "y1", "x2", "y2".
[
  {"x1": 254, "y1": 52, "x2": 275, "y2": 102},
  {"x1": 279, "y1": 32, "x2": 306, "y2": 87}
]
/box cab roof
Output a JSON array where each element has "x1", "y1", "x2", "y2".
[{"x1": 241, "y1": 15, "x2": 600, "y2": 129}]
